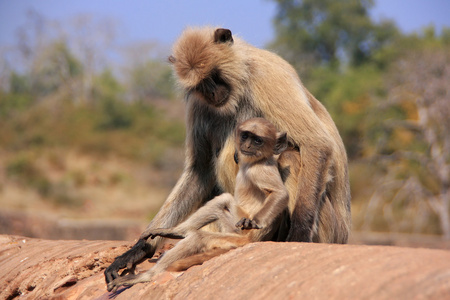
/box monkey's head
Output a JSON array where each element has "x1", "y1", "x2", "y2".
[
  {"x1": 236, "y1": 118, "x2": 288, "y2": 164},
  {"x1": 169, "y1": 27, "x2": 247, "y2": 112}
]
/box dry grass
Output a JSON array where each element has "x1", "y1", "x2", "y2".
[{"x1": 0, "y1": 148, "x2": 183, "y2": 221}]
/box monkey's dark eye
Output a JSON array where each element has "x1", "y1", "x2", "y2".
[
  {"x1": 241, "y1": 132, "x2": 248, "y2": 141},
  {"x1": 253, "y1": 137, "x2": 263, "y2": 145}
]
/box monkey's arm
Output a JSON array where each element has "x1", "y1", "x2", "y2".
[
  {"x1": 141, "y1": 228, "x2": 186, "y2": 240},
  {"x1": 248, "y1": 166, "x2": 289, "y2": 229}
]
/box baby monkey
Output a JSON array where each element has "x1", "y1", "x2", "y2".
[{"x1": 107, "y1": 118, "x2": 289, "y2": 292}]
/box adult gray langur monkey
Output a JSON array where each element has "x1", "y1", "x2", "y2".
[{"x1": 104, "y1": 27, "x2": 351, "y2": 286}]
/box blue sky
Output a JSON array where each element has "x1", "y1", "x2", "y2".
[{"x1": 1, "y1": 0, "x2": 449, "y2": 50}]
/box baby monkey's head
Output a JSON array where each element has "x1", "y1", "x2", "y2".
[{"x1": 236, "y1": 118, "x2": 287, "y2": 164}]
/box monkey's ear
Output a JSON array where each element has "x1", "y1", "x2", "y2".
[
  {"x1": 274, "y1": 132, "x2": 288, "y2": 155},
  {"x1": 234, "y1": 149, "x2": 239, "y2": 164},
  {"x1": 168, "y1": 55, "x2": 176, "y2": 64},
  {"x1": 214, "y1": 28, "x2": 233, "y2": 44}
]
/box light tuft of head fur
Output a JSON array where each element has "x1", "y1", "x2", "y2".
[
  {"x1": 169, "y1": 27, "x2": 250, "y2": 114},
  {"x1": 170, "y1": 27, "x2": 217, "y2": 89}
]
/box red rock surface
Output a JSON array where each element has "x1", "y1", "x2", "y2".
[{"x1": 1, "y1": 234, "x2": 449, "y2": 299}]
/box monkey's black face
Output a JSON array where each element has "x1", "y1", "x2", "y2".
[
  {"x1": 239, "y1": 131, "x2": 266, "y2": 157},
  {"x1": 194, "y1": 69, "x2": 231, "y2": 107}
]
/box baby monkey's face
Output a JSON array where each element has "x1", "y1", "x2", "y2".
[
  {"x1": 236, "y1": 118, "x2": 278, "y2": 163},
  {"x1": 238, "y1": 130, "x2": 270, "y2": 158}
]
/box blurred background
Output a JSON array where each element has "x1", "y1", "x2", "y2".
[{"x1": 0, "y1": 0, "x2": 449, "y2": 248}]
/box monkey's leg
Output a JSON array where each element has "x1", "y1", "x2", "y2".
[
  {"x1": 107, "y1": 233, "x2": 206, "y2": 292},
  {"x1": 168, "y1": 232, "x2": 251, "y2": 272},
  {"x1": 173, "y1": 193, "x2": 238, "y2": 233},
  {"x1": 140, "y1": 193, "x2": 237, "y2": 242},
  {"x1": 105, "y1": 168, "x2": 216, "y2": 284},
  {"x1": 109, "y1": 196, "x2": 245, "y2": 292}
]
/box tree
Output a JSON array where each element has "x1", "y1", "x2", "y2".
[
  {"x1": 31, "y1": 41, "x2": 83, "y2": 98},
  {"x1": 269, "y1": 0, "x2": 398, "y2": 159},
  {"x1": 92, "y1": 69, "x2": 132, "y2": 130},
  {"x1": 121, "y1": 41, "x2": 175, "y2": 102},
  {"x1": 270, "y1": 0, "x2": 397, "y2": 79},
  {"x1": 69, "y1": 14, "x2": 118, "y2": 103},
  {"x1": 363, "y1": 39, "x2": 450, "y2": 238},
  {"x1": 127, "y1": 60, "x2": 174, "y2": 101}
]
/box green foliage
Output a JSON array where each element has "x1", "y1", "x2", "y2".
[
  {"x1": 0, "y1": 92, "x2": 33, "y2": 117},
  {"x1": 92, "y1": 69, "x2": 123, "y2": 102},
  {"x1": 31, "y1": 41, "x2": 83, "y2": 97},
  {"x1": 129, "y1": 60, "x2": 175, "y2": 101},
  {"x1": 5, "y1": 152, "x2": 81, "y2": 207},
  {"x1": 10, "y1": 72, "x2": 31, "y2": 94},
  {"x1": 6, "y1": 153, "x2": 51, "y2": 197},
  {"x1": 0, "y1": 100, "x2": 184, "y2": 162},
  {"x1": 96, "y1": 98, "x2": 133, "y2": 130},
  {"x1": 307, "y1": 64, "x2": 384, "y2": 158},
  {"x1": 271, "y1": 0, "x2": 398, "y2": 79},
  {"x1": 92, "y1": 69, "x2": 133, "y2": 130},
  {"x1": 0, "y1": 73, "x2": 33, "y2": 117}
]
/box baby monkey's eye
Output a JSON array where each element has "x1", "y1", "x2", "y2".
[
  {"x1": 241, "y1": 132, "x2": 248, "y2": 141},
  {"x1": 253, "y1": 137, "x2": 263, "y2": 145}
]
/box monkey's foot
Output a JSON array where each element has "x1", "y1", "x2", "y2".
[
  {"x1": 104, "y1": 239, "x2": 152, "y2": 285},
  {"x1": 107, "y1": 274, "x2": 140, "y2": 293}
]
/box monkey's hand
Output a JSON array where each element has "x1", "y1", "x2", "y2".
[
  {"x1": 140, "y1": 229, "x2": 159, "y2": 240},
  {"x1": 236, "y1": 218, "x2": 261, "y2": 230},
  {"x1": 104, "y1": 239, "x2": 153, "y2": 286}
]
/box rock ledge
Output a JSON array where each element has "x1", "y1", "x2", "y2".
[{"x1": 0, "y1": 235, "x2": 449, "y2": 299}]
